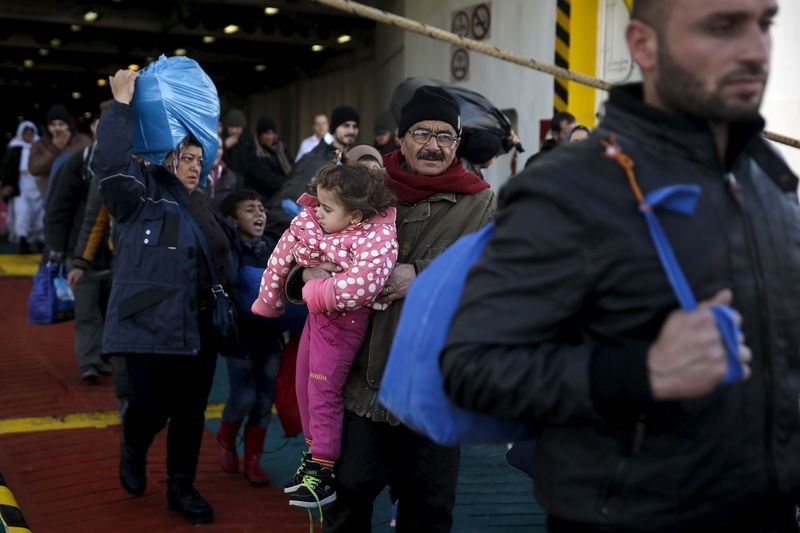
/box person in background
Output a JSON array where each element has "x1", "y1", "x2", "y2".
[
  {"x1": 249, "y1": 116, "x2": 293, "y2": 201},
  {"x1": 344, "y1": 143, "x2": 384, "y2": 172},
  {"x1": 549, "y1": 111, "x2": 577, "y2": 144},
  {"x1": 216, "y1": 189, "x2": 283, "y2": 486},
  {"x1": 0, "y1": 120, "x2": 39, "y2": 253},
  {"x1": 45, "y1": 103, "x2": 113, "y2": 382},
  {"x1": 265, "y1": 105, "x2": 360, "y2": 232},
  {"x1": 563, "y1": 124, "x2": 592, "y2": 144},
  {"x1": 29, "y1": 104, "x2": 92, "y2": 198},
  {"x1": 97, "y1": 69, "x2": 233, "y2": 525},
  {"x1": 373, "y1": 125, "x2": 398, "y2": 155},
  {"x1": 524, "y1": 138, "x2": 558, "y2": 169},
  {"x1": 69, "y1": 161, "x2": 127, "y2": 416},
  {"x1": 221, "y1": 108, "x2": 251, "y2": 177},
  {"x1": 205, "y1": 135, "x2": 241, "y2": 211},
  {"x1": 457, "y1": 129, "x2": 503, "y2": 180},
  {"x1": 296, "y1": 114, "x2": 333, "y2": 162},
  {"x1": 442, "y1": 0, "x2": 799, "y2": 531}
]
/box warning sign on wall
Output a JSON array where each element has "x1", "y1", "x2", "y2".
[
  {"x1": 470, "y1": 3, "x2": 491, "y2": 40},
  {"x1": 451, "y1": 9, "x2": 470, "y2": 38},
  {"x1": 450, "y1": 2, "x2": 492, "y2": 40},
  {"x1": 450, "y1": 47, "x2": 470, "y2": 82}
]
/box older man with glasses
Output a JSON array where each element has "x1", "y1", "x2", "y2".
[{"x1": 289, "y1": 85, "x2": 496, "y2": 532}]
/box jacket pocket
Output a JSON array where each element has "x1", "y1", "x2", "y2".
[{"x1": 421, "y1": 239, "x2": 455, "y2": 261}]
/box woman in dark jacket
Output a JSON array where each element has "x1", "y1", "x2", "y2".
[{"x1": 95, "y1": 69, "x2": 230, "y2": 525}]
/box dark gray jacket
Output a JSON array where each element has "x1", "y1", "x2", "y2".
[{"x1": 442, "y1": 84, "x2": 800, "y2": 531}]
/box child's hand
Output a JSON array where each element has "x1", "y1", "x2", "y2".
[{"x1": 302, "y1": 262, "x2": 342, "y2": 283}]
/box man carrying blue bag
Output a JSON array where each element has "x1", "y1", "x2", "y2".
[{"x1": 443, "y1": 0, "x2": 800, "y2": 532}]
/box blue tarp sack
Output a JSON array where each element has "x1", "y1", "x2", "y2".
[
  {"x1": 238, "y1": 264, "x2": 308, "y2": 333},
  {"x1": 379, "y1": 221, "x2": 538, "y2": 446},
  {"x1": 132, "y1": 55, "x2": 219, "y2": 183},
  {"x1": 28, "y1": 262, "x2": 75, "y2": 324}
]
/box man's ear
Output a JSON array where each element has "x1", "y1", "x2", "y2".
[
  {"x1": 226, "y1": 214, "x2": 238, "y2": 227},
  {"x1": 350, "y1": 210, "x2": 364, "y2": 225},
  {"x1": 626, "y1": 19, "x2": 658, "y2": 73}
]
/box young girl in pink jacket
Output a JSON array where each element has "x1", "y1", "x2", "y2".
[{"x1": 251, "y1": 162, "x2": 397, "y2": 509}]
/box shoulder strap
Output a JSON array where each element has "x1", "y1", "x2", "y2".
[{"x1": 177, "y1": 204, "x2": 220, "y2": 287}]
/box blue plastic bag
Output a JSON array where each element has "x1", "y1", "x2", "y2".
[
  {"x1": 379, "y1": 222, "x2": 537, "y2": 446},
  {"x1": 132, "y1": 55, "x2": 219, "y2": 182},
  {"x1": 28, "y1": 262, "x2": 75, "y2": 324}
]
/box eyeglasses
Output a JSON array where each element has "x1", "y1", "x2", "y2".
[{"x1": 408, "y1": 129, "x2": 457, "y2": 148}]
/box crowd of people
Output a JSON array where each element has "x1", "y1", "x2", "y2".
[{"x1": 2, "y1": 0, "x2": 799, "y2": 531}]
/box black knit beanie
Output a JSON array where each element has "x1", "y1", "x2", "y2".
[
  {"x1": 46, "y1": 104, "x2": 70, "y2": 125},
  {"x1": 257, "y1": 117, "x2": 278, "y2": 135},
  {"x1": 397, "y1": 86, "x2": 461, "y2": 138},
  {"x1": 330, "y1": 105, "x2": 359, "y2": 133}
]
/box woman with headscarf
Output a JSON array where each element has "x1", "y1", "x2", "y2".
[
  {"x1": 94, "y1": 69, "x2": 232, "y2": 525},
  {"x1": 1, "y1": 120, "x2": 41, "y2": 252}
]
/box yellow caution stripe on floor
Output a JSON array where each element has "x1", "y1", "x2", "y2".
[
  {"x1": 0, "y1": 254, "x2": 41, "y2": 278},
  {"x1": 0, "y1": 403, "x2": 225, "y2": 435},
  {"x1": 0, "y1": 474, "x2": 31, "y2": 533}
]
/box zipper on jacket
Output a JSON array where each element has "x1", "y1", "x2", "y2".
[
  {"x1": 600, "y1": 414, "x2": 646, "y2": 517},
  {"x1": 724, "y1": 171, "x2": 778, "y2": 495}
]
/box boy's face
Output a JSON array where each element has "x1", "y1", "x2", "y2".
[{"x1": 230, "y1": 199, "x2": 266, "y2": 241}]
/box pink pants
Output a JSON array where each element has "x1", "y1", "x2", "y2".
[{"x1": 296, "y1": 307, "x2": 372, "y2": 461}]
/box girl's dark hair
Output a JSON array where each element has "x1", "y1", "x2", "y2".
[{"x1": 309, "y1": 162, "x2": 395, "y2": 219}]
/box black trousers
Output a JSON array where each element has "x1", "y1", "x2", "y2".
[
  {"x1": 323, "y1": 409, "x2": 460, "y2": 533},
  {"x1": 121, "y1": 311, "x2": 217, "y2": 482}
]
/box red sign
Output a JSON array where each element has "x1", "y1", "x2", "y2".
[
  {"x1": 451, "y1": 48, "x2": 469, "y2": 81},
  {"x1": 471, "y1": 3, "x2": 491, "y2": 40}
]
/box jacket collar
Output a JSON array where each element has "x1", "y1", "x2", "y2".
[{"x1": 602, "y1": 84, "x2": 766, "y2": 172}]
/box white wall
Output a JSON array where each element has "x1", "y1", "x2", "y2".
[
  {"x1": 401, "y1": 0, "x2": 556, "y2": 190},
  {"x1": 762, "y1": 1, "x2": 800, "y2": 174}
]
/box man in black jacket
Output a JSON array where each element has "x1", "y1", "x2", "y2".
[
  {"x1": 45, "y1": 109, "x2": 113, "y2": 382},
  {"x1": 442, "y1": 1, "x2": 799, "y2": 532}
]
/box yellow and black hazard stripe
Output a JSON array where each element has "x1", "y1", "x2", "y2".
[
  {"x1": 0, "y1": 474, "x2": 31, "y2": 533},
  {"x1": 554, "y1": 0, "x2": 570, "y2": 115}
]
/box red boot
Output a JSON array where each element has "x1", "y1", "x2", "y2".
[
  {"x1": 243, "y1": 426, "x2": 270, "y2": 485},
  {"x1": 217, "y1": 419, "x2": 241, "y2": 473}
]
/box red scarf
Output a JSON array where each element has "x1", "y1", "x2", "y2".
[{"x1": 382, "y1": 149, "x2": 489, "y2": 203}]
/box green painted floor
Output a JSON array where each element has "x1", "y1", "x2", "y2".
[{"x1": 206, "y1": 362, "x2": 545, "y2": 532}]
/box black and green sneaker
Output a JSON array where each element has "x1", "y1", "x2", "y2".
[
  {"x1": 288, "y1": 461, "x2": 337, "y2": 508},
  {"x1": 283, "y1": 451, "x2": 311, "y2": 494}
]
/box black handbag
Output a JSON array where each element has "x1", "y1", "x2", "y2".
[{"x1": 180, "y1": 205, "x2": 239, "y2": 356}]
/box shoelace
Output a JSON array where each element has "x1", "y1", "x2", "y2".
[{"x1": 299, "y1": 473, "x2": 324, "y2": 533}]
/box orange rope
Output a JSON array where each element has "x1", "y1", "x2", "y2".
[{"x1": 600, "y1": 134, "x2": 649, "y2": 210}]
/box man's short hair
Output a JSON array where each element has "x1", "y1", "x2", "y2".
[
  {"x1": 220, "y1": 189, "x2": 263, "y2": 219},
  {"x1": 631, "y1": 0, "x2": 669, "y2": 30},
  {"x1": 551, "y1": 111, "x2": 576, "y2": 133}
]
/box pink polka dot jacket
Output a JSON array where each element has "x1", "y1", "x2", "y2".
[{"x1": 251, "y1": 193, "x2": 399, "y2": 317}]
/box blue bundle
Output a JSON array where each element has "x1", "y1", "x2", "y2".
[{"x1": 132, "y1": 55, "x2": 219, "y2": 182}]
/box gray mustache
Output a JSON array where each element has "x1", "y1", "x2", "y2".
[{"x1": 417, "y1": 151, "x2": 445, "y2": 161}]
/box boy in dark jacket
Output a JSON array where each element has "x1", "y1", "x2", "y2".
[{"x1": 216, "y1": 189, "x2": 285, "y2": 485}]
